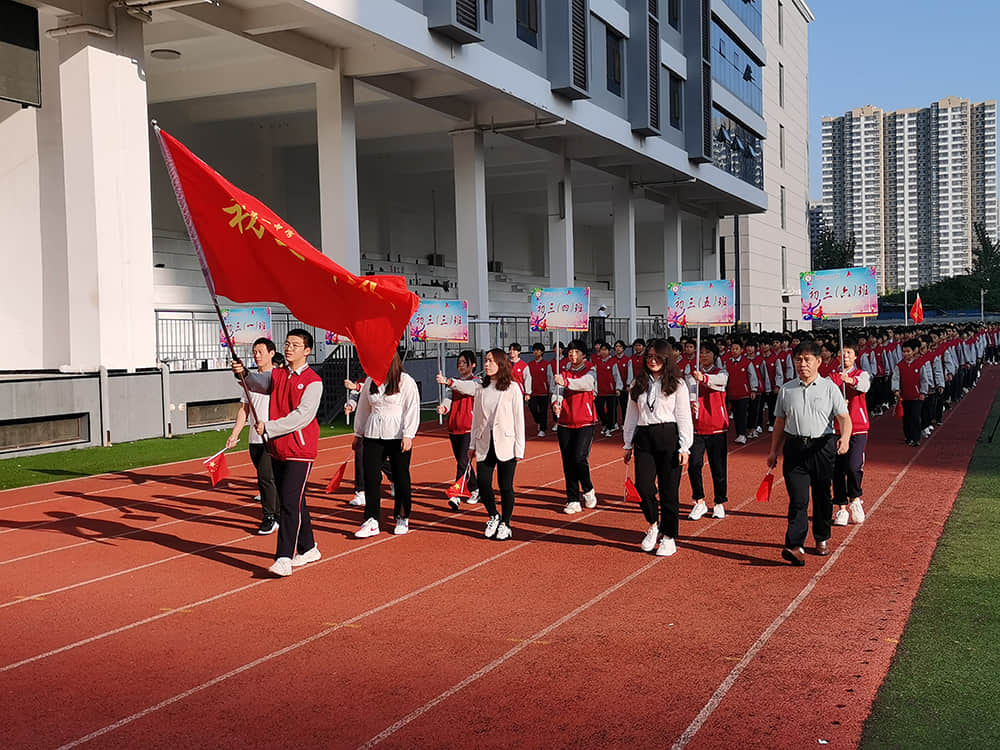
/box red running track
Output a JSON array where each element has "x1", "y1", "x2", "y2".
[{"x1": 0, "y1": 368, "x2": 995, "y2": 749}]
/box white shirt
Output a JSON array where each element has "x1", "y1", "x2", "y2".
[
  {"x1": 241, "y1": 390, "x2": 270, "y2": 445},
  {"x1": 353, "y1": 372, "x2": 420, "y2": 440},
  {"x1": 622, "y1": 377, "x2": 694, "y2": 453}
]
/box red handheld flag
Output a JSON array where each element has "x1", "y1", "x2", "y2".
[
  {"x1": 447, "y1": 469, "x2": 472, "y2": 499},
  {"x1": 155, "y1": 127, "x2": 419, "y2": 385},
  {"x1": 755, "y1": 471, "x2": 774, "y2": 502},
  {"x1": 910, "y1": 293, "x2": 924, "y2": 324},
  {"x1": 325, "y1": 460, "x2": 349, "y2": 493},
  {"x1": 203, "y1": 449, "x2": 230, "y2": 487},
  {"x1": 624, "y1": 477, "x2": 643, "y2": 504},
  {"x1": 894, "y1": 398, "x2": 904, "y2": 419}
]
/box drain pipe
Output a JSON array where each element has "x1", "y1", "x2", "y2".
[
  {"x1": 159, "y1": 362, "x2": 173, "y2": 438},
  {"x1": 98, "y1": 366, "x2": 112, "y2": 446}
]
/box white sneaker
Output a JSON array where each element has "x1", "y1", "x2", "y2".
[
  {"x1": 849, "y1": 499, "x2": 866, "y2": 524},
  {"x1": 467, "y1": 489, "x2": 480, "y2": 505},
  {"x1": 253, "y1": 494, "x2": 261, "y2": 502},
  {"x1": 640, "y1": 524, "x2": 659, "y2": 552},
  {"x1": 267, "y1": 557, "x2": 293, "y2": 577},
  {"x1": 349, "y1": 491, "x2": 366, "y2": 507},
  {"x1": 354, "y1": 517, "x2": 380, "y2": 538},
  {"x1": 389, "y1": 482, "x2": 396, "y2": 497},
  {"x1": 537, "y1": 430, "x2": 546, "y2": 438},
  {"x1": 484, "y1": 514, "x2": 500, "y2": 539},
  {"x1": 768, "y1": 425, "x2": 774, "y2": 433},
  {"x1": 495, "y1": 522, "x2": 512, "y2": 541},
  {"x1": 563, "y1": 501, "x2": 582, "y2": 514},
  {"x1": 393, "y1": 518, "x2": 409, "y2": 535},
  {"x1": 447, "y1": 496, "x2": 461, "y2": 511},
  {"x1": 833, "y1": 509, "x2": 849, "y2": 526},
  {"x1": 290, "y1": 545, "x2": 321, "y2": 567},
  {"x1": 754, "y1": 427, "x2": 762, "y2": 436},
  {"x1": 735, "y1": 435, "x2": 747, "y2": 445},
  {"x1": 582, "y1": 489, "x2": 598, "y2": 509},
  {"x1": 655, "y1": 537, "x2": 677, "y2": 557},
  {"x1": 712, "y1": 504, "x2": 726, "y2": 519},
  {"x1": 688, "y1": 500, "x2": 708, "y2": 521}
]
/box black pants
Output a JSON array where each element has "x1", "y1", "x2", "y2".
[
  {"x1": 249, "y1": 442, "x2": 278, "y2": 517},
  {"x1": 449, "y1": 432, "x2": 477, "y2": 485},
  {"x1": 933, "y1": 388, "x2": 946, "y2": 423},
  {"x1": 782, "y1": 434, "x2": 836, "y2": 549},
  {"x1": 688, "y1": 432, "x2": 728, "y2": 504},
  {"x1": 272, "y1": 458, "x2": 315, "y2": 560},
  {"x1": 557, "y1": 424, "x2": 594, "y2": 503},
  {"x1": 764, "y1": 392, "x2": 778, "y2": 428},
  {"x1": 731, "y1": 398, "x2": 750, "y2": 436},
  {"x1": 633, "y1": 423, "x2": 682, "y2": 539},
  {"x1": 354, "y1": 440, "x2": 393, "y2": 493},
  {"x1": 618, "y1": 391, "x2": 629, "y2": 428},
  {"x1": 596, "y1": 395, "x2": 618, "y2": 431},
  {"x1": 902, "y1": 400, "x2": 922, "y2": 444},
  {"x1": 362, "y1": 438, "x2": 412, "y2": 522},
  {"x1": 477, "y1": 440, "x2": 517, "y2": 524},
  {"x1": 528, "y1": 395, "x2": 550, "y2": 432},
  {"x1": 833, "y1": 433, "x2": 866, "y2": 504}
]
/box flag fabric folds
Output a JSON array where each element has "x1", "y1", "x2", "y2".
[
  {"x1": 624, "y1": 477, "x2": 642, "y2": 504},
  {"x1": 447, "y1": 468, "x2": 472, "y2": 499},
  {"x1": 155, "y1": 127, "x2": 419, "y2": 384},
  {"x1": 755, "y1": 471, "x2": 774, "y2": 503},
  {"x1": 325, "y1": 460, "x2": 349, "y2": 493},
  {"x1": 894, "y1": 398, "x2": 904, "y2": 419},
  {"x1": 204, "y1": 449, "x2": 230, "y2": 487},
  {"x1": 910, "y1": 293, "x2": 924, "y2": 324}
]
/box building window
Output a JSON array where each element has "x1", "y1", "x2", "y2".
[
  {"x1": 778, "y1": 63, "x2": 785, "y2": 107},
  {"x1": 669, "y1": 73, "x2": 683, "y2": 129},
  {"x1": 668, "y1": 0, "x2": 680, "y2": 29},
  {"x1": 606, "y1": 26, "x2": 623, "y2": 96},
  {"x1": 710, "y1": 107, "x2": 764, "y2": 189},
  {"x1": 485, "y1": 0, "x2": 493, "y2": 23},
  {"x1": 710, "y1": 21, "x2": 763, "y2": 115},
  {"x1": 778, "y1": 0, "x2": 784, "y2": 45},
  {"x1": 516, "y1": 0, "x2": 539, "y2": 47},
  {"x1": 781, "y1": 245, "x2": 788, "y2": 288},
  {"x1": 779, "y1": 124, "x2": 785, "y2": 168},
  {"x1": 780, "y1": 186, "x2": 787, "y2": 228}
]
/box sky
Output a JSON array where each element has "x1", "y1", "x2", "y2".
[{"x1": 807, "y1": 0, "x2": 1000, "y2": 199}]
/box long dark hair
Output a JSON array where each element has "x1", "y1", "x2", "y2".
[
  {"x1": 371, "y1": 351, "x2": 404, "y2": 395},
  {"x1": 630, "y1": 339, "x2": 681, "y2": 401},
  {"x1": 482, "y1": 348, "x2": 513, "y2": 391}
]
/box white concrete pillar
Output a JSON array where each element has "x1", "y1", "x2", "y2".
[
  {"x1": 612, "y1": 180, "x2": 637, "y2": 341},
  {"x1": 316, "y1": 70, "x2": 361, "y2": 274},
  {"x1": 546, "y1": 153, "x2": 574, "y2": 287},
  {"x1": 663, "y1": 199, "x2": 683, "y2": 315},
  {"x1": 452, "y1": 130, "x2": 489, "y2": 319},
  {"x1": 59, "y1": 4, "x2": 154, "y2": 370}
]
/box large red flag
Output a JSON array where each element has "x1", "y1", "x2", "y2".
[
  {"x1": 910, "y1": 293, "x2": 924, "y2": 324},
  {"x1": 204, "y1": 448, "x2": 230, "y2": 487},
  {"x1": 155, "y1": 127, "x2": 418, "y2": 384}
]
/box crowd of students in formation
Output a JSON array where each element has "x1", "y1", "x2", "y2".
[{"x1": 230, "y1": 322, "x2": 999, "y2": 576}]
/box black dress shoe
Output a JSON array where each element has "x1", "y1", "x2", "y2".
[
  {"x1": 781, "y1": 547, "x2": 806, "y2": 566},
  {"x1": 815, "y1": 539, "x2": 830, "y2": 556}
]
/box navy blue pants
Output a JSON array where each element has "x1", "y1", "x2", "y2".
[{"x1": 272, "y1": 458, "x2": 315, "y2": 560}]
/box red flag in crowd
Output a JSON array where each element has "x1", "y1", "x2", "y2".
[
  {"x1": 155, "y1": 127, "x2": 419, "y2": 384},
  {"x1": 624, "y1": 477, "x2": 643, "y2": 504},
  {"x1": 755, "y1": 471, "x2": 774, "y2": 502},
  {"x1": 910, "y1": 293, "x2": 924, "y2": 324},
  {"x1": 447, "y1": 469, "x2": 472, "y2": 499},
  {"x1": 894, "y1": 398, "x2": 904, "y2": 419},
  {"x1": 325, "y1": 460, "x2": 349, "y2": 493},
  {"x1": 204, "y1": 448, "x2": 230, "y2": 487}
]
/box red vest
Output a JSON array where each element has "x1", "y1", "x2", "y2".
[
  {"x1": 447, "y1": 375, "x2": 476, "y2": 434},
  {"x1": 558, "y1": 363, "x2": 596, "y2": 428},
  {"x1": 750, "y1": 354, "x2": 766, "y2": 393},
  {"x1": 510, "y1": 359, "x2": 528, "y2": 394},
  {"x1": 694, "y1": 367, "x2": 730, "y2": 435},
  {"x1": 818, "y1": 359, "x2": 840, "y2": 378},
  {"x1": 897, "y1": 359, "x2": 923, "y2": 400},
  {"x1": 527, "y1": 358, "x2": 552, "y2": 396},
  {"x1": 726, "y1": 355, "x2": 753, "y2": 400},
  {"x1": 614, "y1": 354, "x2": 631, "y2": 385},
  {"x1": 830, "y1": 368, "x2": 869, "y2": 434},
  {"x1": 268, "y1": 367, "x2": 321, "y2": 461},
  {"x1": 594, "y1": 357, "x2": 619, "y2": 396},
  {"x1": 764, "y1": 352, "x2": 782, "y2": 390}
]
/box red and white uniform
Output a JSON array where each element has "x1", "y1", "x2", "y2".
[
  {"x1": 440, "y1": 374, "x2": 476, "y2": 435},
  {"x1": 594, "y1": 356, "x2": 623, "y2": 396},
  {"x1": 725, "y1": 355, "x2": 758, "y2": 400},
  {"x1": 555, "y1": 363, "x2": 597, "y2": 428},
  {"x1": 830, "y1": 367, "x2": 871, "y2": 435},
  {"x1": 691, "y1": 367, "x2": 729, "y2": 435},
  {"x1": 526, "y1": 358, "x2": 554, "y2": 397},
  {"x1": 510, "y1": 358, "x2": 528, "y2": 395}
]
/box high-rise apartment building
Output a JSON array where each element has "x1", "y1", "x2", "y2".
[
  {"x1": 808, "y1": 199, "x2": 827, "y2": 251},
  {"x1": 822, "y1": 97, "x2": 997, "y2": 293}
]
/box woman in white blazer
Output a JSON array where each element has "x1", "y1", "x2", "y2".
[{"x1": 442, "y1": 348, "x2": 525, "y2": 540}]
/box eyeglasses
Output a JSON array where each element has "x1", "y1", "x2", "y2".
[{"x1": 285, "y1": 341, "x2": 306, "y2": 350}]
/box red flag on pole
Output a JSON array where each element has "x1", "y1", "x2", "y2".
[
  {"x1": 755, "y1": 471, "x2": 774, "y2": 502},
  {"x1": 447, "y1": 469, "x2": 472, "y2": 499},
  {"x1": 910, "y1": 293, "x2": 924, "y2": 324},
  {"x1": 154, "y1": 127, "x2": 419, "y2": 384},
  {"x1": 204, "y1": 448, "x2": 230, "y2": 487},
  {"x1": 325, "y1": 460, "x2": 349, "y2": 493},
  {"x1": 624, "y1": 477, "x2": 643, "y2": 504}
]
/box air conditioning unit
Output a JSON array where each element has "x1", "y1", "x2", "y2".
[{"x1": 425, "y1": 0, "x2": 483, "y2": 44}]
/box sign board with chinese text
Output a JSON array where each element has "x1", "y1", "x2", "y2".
[
  {"x1": 666, "y1": 280, "x2": 736, "y2": 328},
  {"x1": 529, "y1": 287, "x2": 590, "y2": 332},
  {"x1": 799, "y1": 267, "x2": 879, "y2": 320},
  {"x1": 409, "y1": 300, "x2": 469, "y2": 342},
  {"x1": 318, "y1": 330, "x2": 351, "y2": 357},
  {"x1": 220, "y1": 307, "x2": 271, "y2": 347}
]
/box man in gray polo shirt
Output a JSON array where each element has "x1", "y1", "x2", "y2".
[{"x1": 767, "y1": 340, "x2": 851, "y2": 565}]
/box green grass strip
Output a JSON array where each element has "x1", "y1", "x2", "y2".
[{"x1": 860, "y1": 391, "x2": 1000, "y2": 749}]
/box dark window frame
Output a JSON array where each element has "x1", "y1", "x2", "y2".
[
  {"x1": 606, "y1": 25, "x2": 623, "y2": 96},
  {"x1": 516, "y1": 0, "x2": 539, "y2": 47},
  {"x1": 669, "y1": 73, "x2": 683, "y2": 130}
]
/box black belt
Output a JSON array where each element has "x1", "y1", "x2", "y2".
[{"x1": 784, "y1": 433, "x2": 832, "y2": 447}]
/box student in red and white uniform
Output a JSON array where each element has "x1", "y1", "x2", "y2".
[
  {"x1": 553, "y1": 339, "x2": 598, "y2": 514},
  {"x1": 623, "y1": 339, "x2": 693, "y2": 557},
  {"x1": 892, "y1": 338, "x2": 930, "y2": 447},
  {"x1": 725, "y1": 340, "x2": 758, "y2": 444},
  {"x1": 745, "y1": 339, "x2": 767, "y2": 437},
  {"x1": 613, "y1": 339, "x2": 633, "y2": 429},
  {"x1": 436, "y1": 350, "x2": 480, "y2": 510},
  {"x1": 763, "y1": 338, "x2": 785, "y2": 432},
  {"x1": 829, "y1": 338, "x2": 870, "y2": 526},
  {"x1": 594, "y1": 341, "x2": 624, "y2": 437},
  {"x1": 679, "y1": 337, "x2": 698, "y2": 378},
  {"x1": 508, "y1": 343, "x2": 528, "y2": 395},
  {"x1": 630, "y1": 338, "x2": 647, "y2": 387},
  {"x1": 818, "y1": 341, "x2": 841, "y2": 378},
  {"x1": 686, "y1": 340, "x2": 730, "y2": 521},
  {"x1": 526, "y1": 342, "x2": 554, "y2": 437}
]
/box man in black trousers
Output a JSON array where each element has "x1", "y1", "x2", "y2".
[{"x1": 766, "y1": 340, "x2": 851, "y2": 565}]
